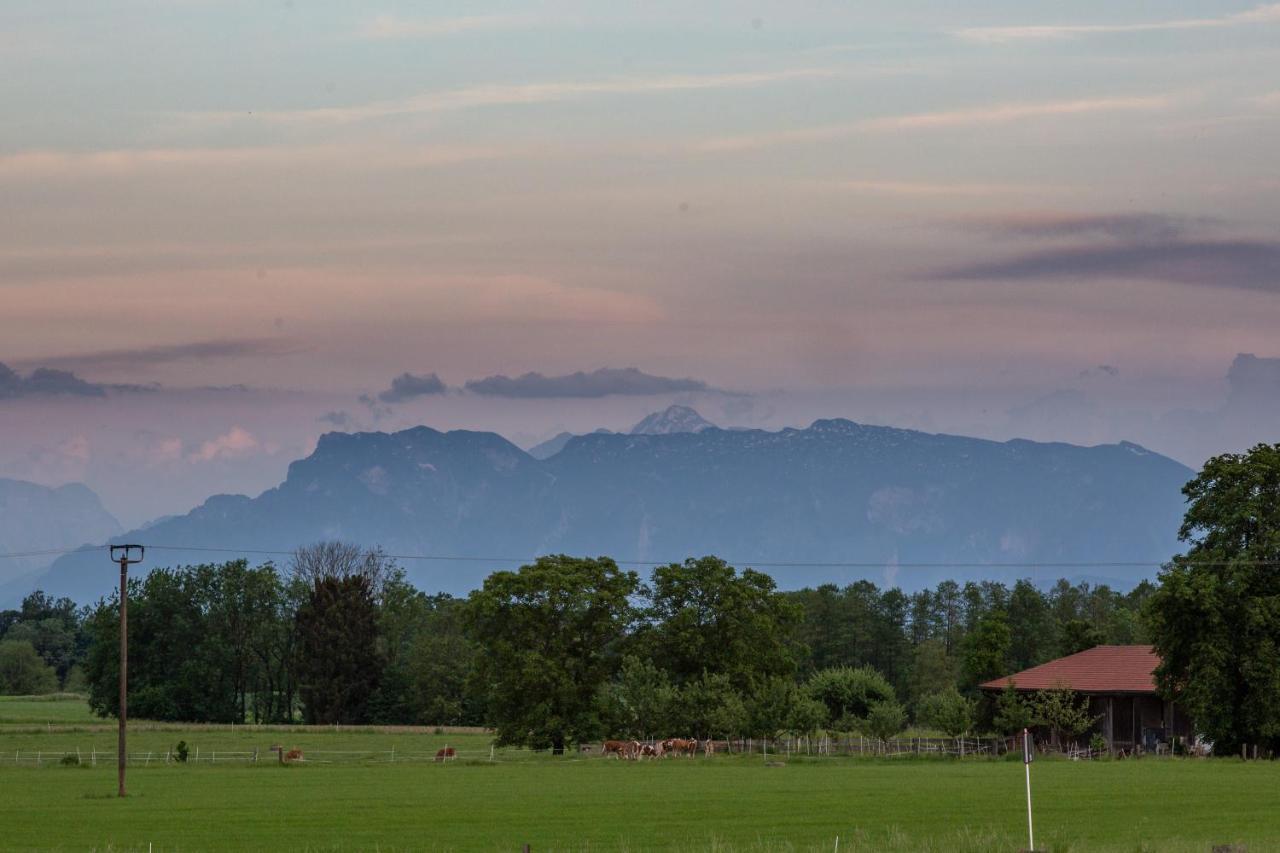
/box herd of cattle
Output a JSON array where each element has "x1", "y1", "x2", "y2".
[{"x1": 600, "y1": 737, "x2": 712, "y2": 760}]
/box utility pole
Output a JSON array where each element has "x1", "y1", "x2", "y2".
[{"x1": 110, "y1": 544, "x2": 144, "y2": 798}]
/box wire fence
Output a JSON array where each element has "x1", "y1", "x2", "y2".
[{"x1": 0, "y1": 736, "x2": 1013, "y2": 768}]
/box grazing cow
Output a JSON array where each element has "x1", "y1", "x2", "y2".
[
  {"x1": 434, "y1": 747, "x2": 456, "y2": 762},
  {"x1": 639, "y1": 743, "x2": 658, "y2": 759},
  {"x1": 283, "y1": 748, "x2": 303, "y2": 763},
  {"x1": 601, "y1": 740, "x2": 629, "y2": 759},
  {"x1": 665, "y1": 738, "x2": 697, "y2": 757}
]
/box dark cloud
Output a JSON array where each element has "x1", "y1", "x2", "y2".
[
  {"x1": 1226, "y1": 353, "x2": 1280, "y2": 412},
  {"x1": 464, "y1": 367, "x2": 710, "y2": 398},
  {"x1": 318, "y1": 410, "x2": 354, "y2": 428},
  {"x1": 1079, "y1": 365, "x2": 1119, "y2": 379},
  {"x1": 936, "y1": 239, "x2": 1280, "y2": 291},
  {"x1": 376, "y1": 372, "x2": 447, "y2": 403},
  {"x1": 976, "y1": 212, "x2": 1207, "y2": 243},
  {"x1": 0, "y1": 362, "x2": 106, "y2": 399},
  {"x1": 23, "y1": 338, "x2": 299, "y2": 371}
]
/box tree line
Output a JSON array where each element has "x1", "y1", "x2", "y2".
[{"x1": 0, "y1": 549, "x2": 1149, "y2": 746}]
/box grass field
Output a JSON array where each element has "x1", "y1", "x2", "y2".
[{"x1": 1, "y1": 697, "x2": 1277, "y2": 851}]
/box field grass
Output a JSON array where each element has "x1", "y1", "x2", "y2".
[
  {"x1": 1, "y1": 698, "x2": 1276, "y2": 851},
  {"x1": 0, "y1": 693, "x2": 104, "y2": 726}
]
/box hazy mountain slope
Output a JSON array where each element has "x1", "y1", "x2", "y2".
[
  {"x1": 27, "y1": 420, "x2": 1194, "y2": 604},
  {"x1": 527, "y1": 428, "x2": 613, "y2": 460},
  {"x1": 0, "y1": 479, "x2": 121, "y2": 586}
]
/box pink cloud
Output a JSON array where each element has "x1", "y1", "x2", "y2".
[{"x1": 189, "y1": 426, "x2": 260, "y2": 462}]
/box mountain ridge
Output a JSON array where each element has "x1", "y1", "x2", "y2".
[{"x1": 21, "y1": 418, "x2": 1194, "y2": 606}]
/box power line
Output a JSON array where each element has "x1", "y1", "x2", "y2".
[
  {"x1": 6, "y1": 543, "x2": 1279, "y2": 570},
  {"x1": 0, "y1": 547, "x2": 100, "y2": 560}
]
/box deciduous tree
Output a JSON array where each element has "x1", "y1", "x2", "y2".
[
  {"x1": 465, "y1": 555, "x2": 638, "y2": 752},
  {"x1": 1148, "y1": 444, "x2": 1280, "y2": 754}
]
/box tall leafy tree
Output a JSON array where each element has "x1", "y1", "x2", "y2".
[
  {"x1": 465, "y1": 555, "x2": 638, "y2": 752},
  {"x1": 84, "y1": 567, "x2": 237, "y2": 721},
  {"x1": 960, "y1": 610, "x2": 1012, "y2": 689},
  {"x1": 1148, "y1": 444, "x2": 1280, "y2": 754},
  {"x1": 295, "y1": 575, "x2": 383, "y2": 724},
  {"x1": 640, "y1": 556, "x2": 800, "y2": 691},
  {"x1": 1006, "y1": 580, "x2": 1053, "y2": 671},
  {"x1": 406, "y1": 594, "x2": 481, "y2": 725}
]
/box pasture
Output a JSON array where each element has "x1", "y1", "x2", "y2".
[{"x1": 1, "y1": 699, "x2": 1278, "y2": 851}]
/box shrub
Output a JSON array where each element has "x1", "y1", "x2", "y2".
[
  {"x1": 60, "y1": 754, "x2": 80, "y2": 766},
  {"x1": 862, "y1": 699, "x2": 907, "y2": 742},
  {"x1": 805, "y1": 666, "x2": 895, "y2": 731},
  {"x1": 918, "y1": 687, "x2": 976, "y2": 738},
  {"x1": 175, "y1": 740, "x2": 189, "y2": 763},
  {"x1": 0, "y1": 640, "x2": 58, "y2": 695},
  {"x1": 992, "y1": 683, "x2": 1034, "y2": 735}
]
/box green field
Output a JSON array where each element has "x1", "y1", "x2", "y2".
[
  {"x1": 1, "y1": 697, "x2": 1277, "y2": 851},
  {"x1": 0, "y1": 694, "x2": 105, "y2": 726}
]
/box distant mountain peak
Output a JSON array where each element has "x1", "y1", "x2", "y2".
[
  {"x1": 630, "y1": 405, "x2": 716, "y2": 435},
  {"x1": 527, "y1": 428, "x2": 613, "y2": 460}
]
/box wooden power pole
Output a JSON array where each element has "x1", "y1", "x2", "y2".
[{"x1": 110, "y1": 544, "x2": 144, "y2": 798}]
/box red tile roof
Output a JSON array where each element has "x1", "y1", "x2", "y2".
[{"x1": 981, "y1": 645, "x2": 1160, "y2": 694}]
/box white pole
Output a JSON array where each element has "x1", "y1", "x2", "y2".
[{"x1": 1023, "y1": 728, "x2": 1035, "y2": 852}]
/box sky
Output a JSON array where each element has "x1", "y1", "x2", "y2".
[{"x1": 1, "y1": 1, "x2": 1278, "y2": 527}]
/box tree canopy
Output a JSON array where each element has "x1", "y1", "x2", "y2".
[
  {"x1": 464, "y1": 555, "x2": 639, "y2": 751},
  {"x1": 1148, "y1": 444, "x2": 1280, "y2": 754}
]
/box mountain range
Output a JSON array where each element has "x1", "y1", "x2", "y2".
[
  {"x1": 0, "y1": 479, "x2": 122, "y2": 603},
  {"x1": 22, "y1": 411, "x2": 1195, "y2": 606}
]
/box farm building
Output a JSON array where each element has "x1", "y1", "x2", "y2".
[{"x1": 981, "y1": 644, "x2": 1193, "y2": 753}]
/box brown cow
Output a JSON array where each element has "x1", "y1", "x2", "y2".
[
  {"x1": 283, "y1": 748, "x2": 304, "y2": 763},
  {"x1": 434, "y1": 747, "x2": 457, "y2": 762},
  {"x1": 601, "y1": 740, "x2": 629, "y2": 759},
  {"x1": 664, "y1": 738, "x2": 697, "y2": 757}
]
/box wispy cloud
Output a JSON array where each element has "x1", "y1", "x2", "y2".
[
  {"x1": 186, "y1": 68, "x2": 841, "y2": 126},
  {"x1": 935, "y1": 239, "x2": 1280, "y2": 292},
  {"x1": 965, "y1": 212, "x2": 1213, "y2": 242},
  {"x1": 359, "y1": 13, "x2": 538, "y2": 39},
  {"x1": 934, "y1": 210, "x2": 1280, "y2": 291},
  {"x1": 955, "y1": 3, "x2": 1280, "y2": 43},
  {"x1": 20, "y1": 338, "x2": 298, "y2": 372},
  {"x1": 824, "y1": 179, "x2": 1044, "y2": 197},
  {"x1": 697, "y1": 94, "x2": 1176, "y2": 152},
  {"x1": 0, "y1": 144, "x2": 509, "y2": 181}
]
